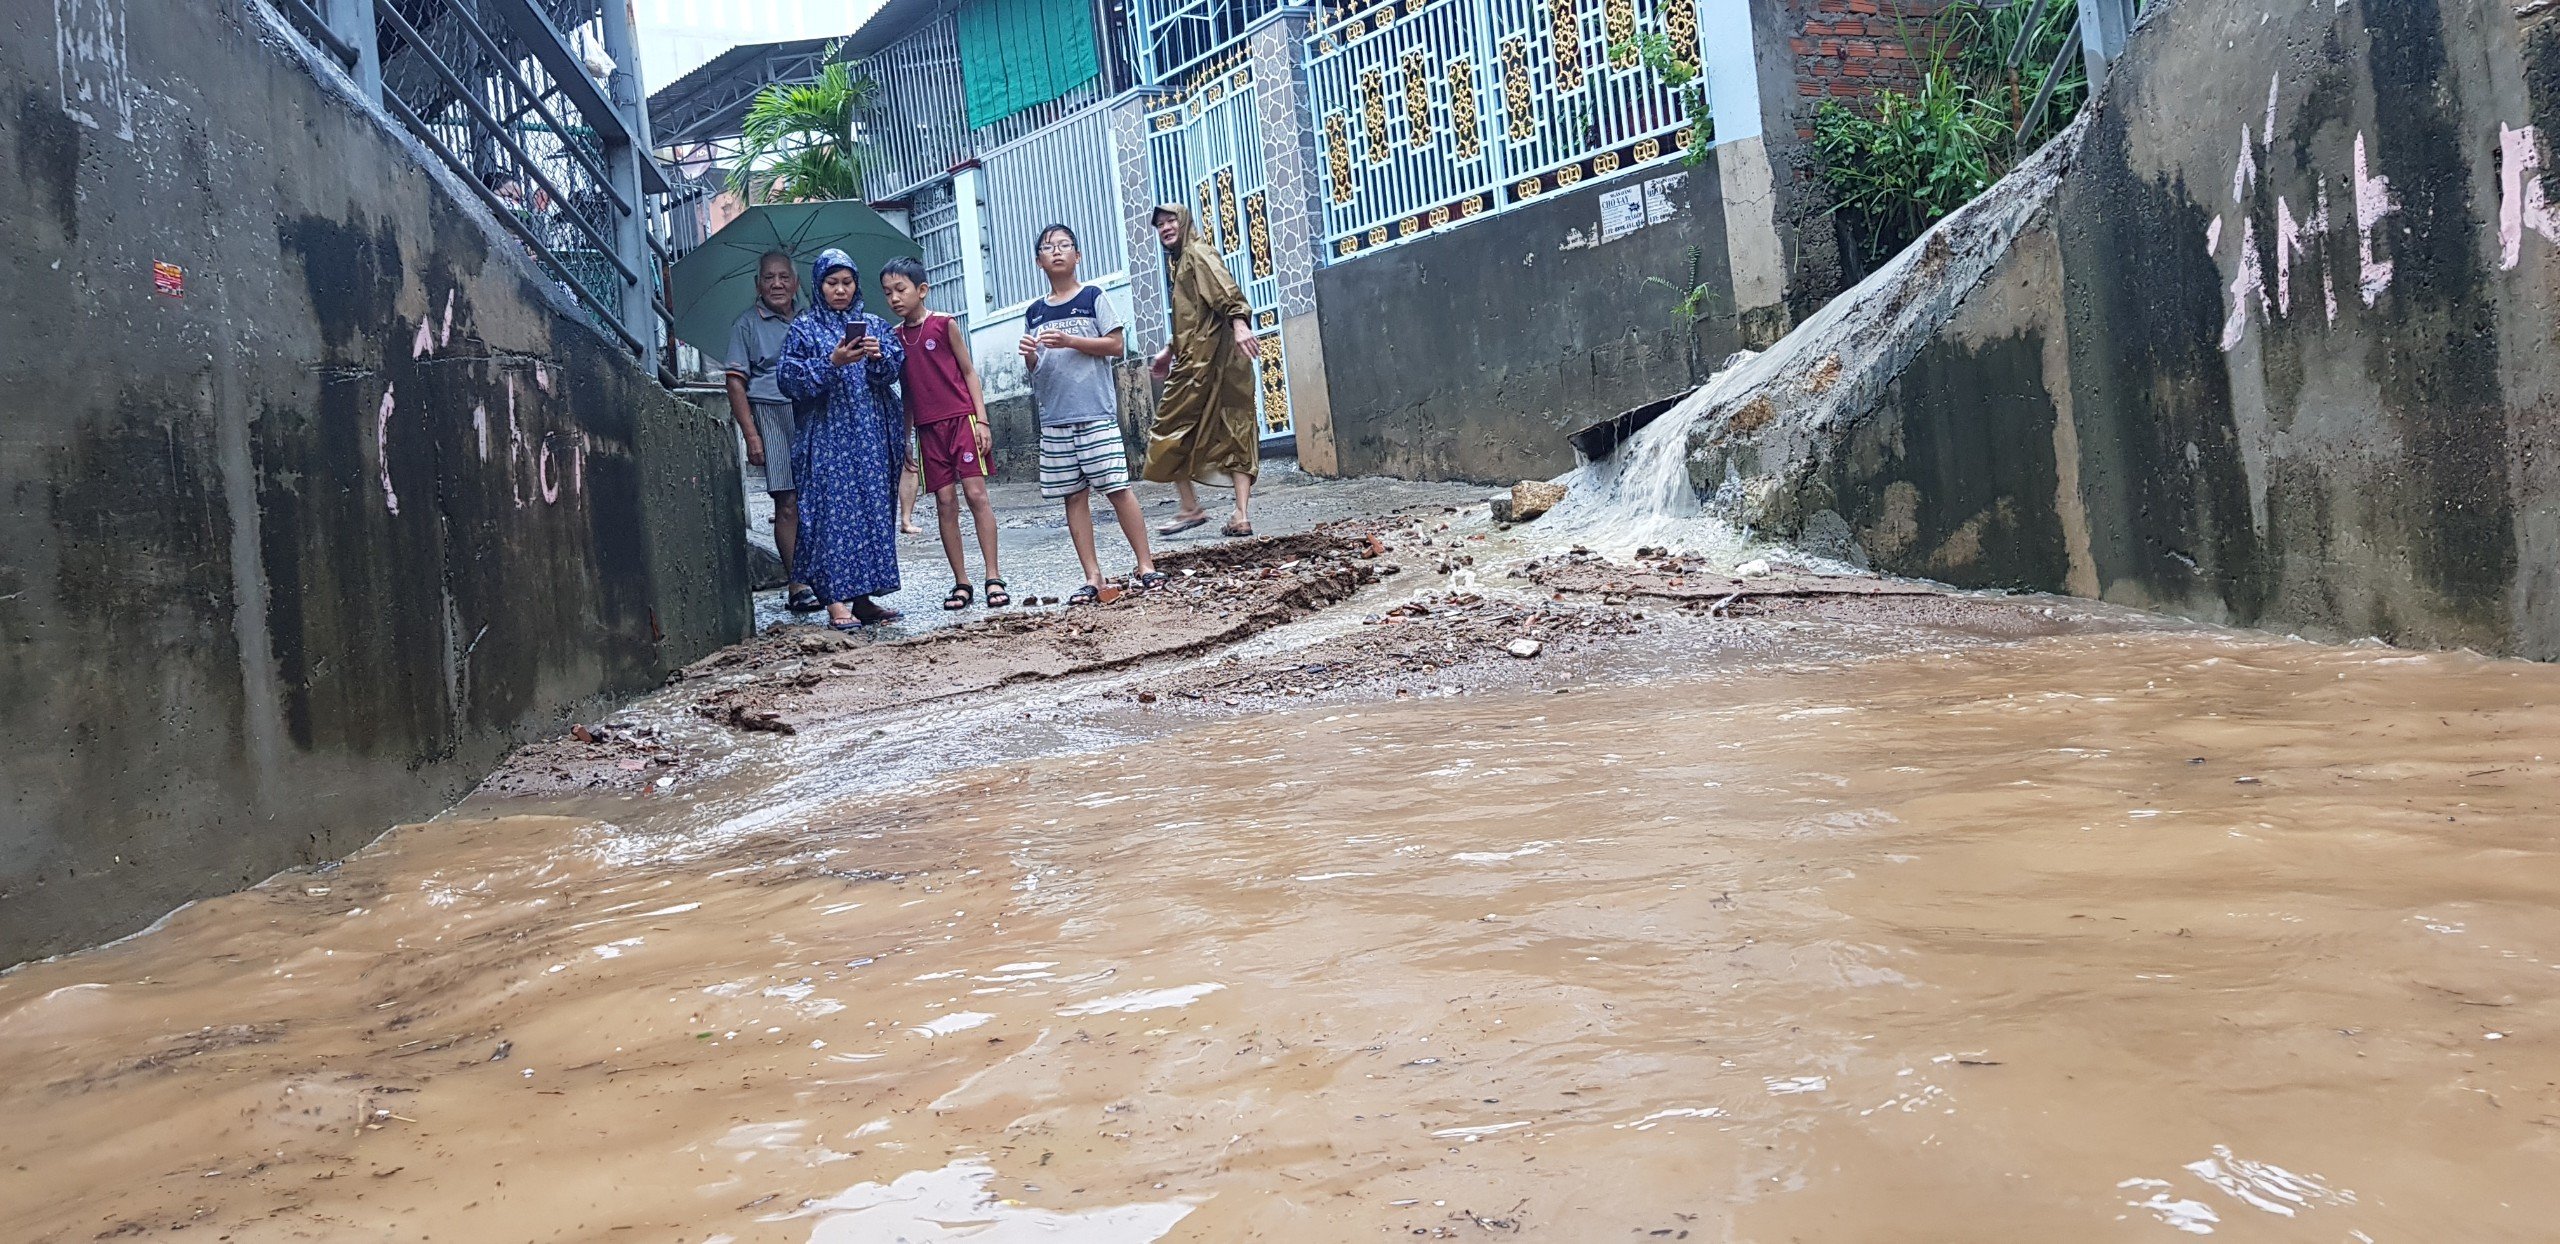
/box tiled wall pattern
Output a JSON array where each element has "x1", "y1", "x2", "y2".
[
  {"x1": 1110, "y1": 95, "x2": 1172, "y2": 357},
  {"x1": 1248, "y1": 16, "x2": 1323, "y2": 319}
]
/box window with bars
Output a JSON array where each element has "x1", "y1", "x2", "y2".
[
  {"x1": 1127, "y1": 0, "x2": 1288, "y2": 85},
  {"x1": 855, "y1": 14, "x2": 1116, "y2": 202},
  {"x1": 908, "y1": 179, "x2": 970, "y2": 317},
  {"x1": 978, "y1": 107, "x2": 1130, "y2": 313}
]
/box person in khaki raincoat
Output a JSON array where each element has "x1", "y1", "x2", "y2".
[{"x1": 1145, "y1": 204, "x2": 1262, "y2": 537}]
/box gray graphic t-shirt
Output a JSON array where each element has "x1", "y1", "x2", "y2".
[{"x1": 1023, "y1": 284, "x2": 1125, "y2": 427}]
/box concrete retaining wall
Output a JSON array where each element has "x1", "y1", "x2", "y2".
[
  {"x1": 1694, "y1": 0, "x2": 2560, "y2": 658},
  {"x1": 0, "y1": 0, "x2": 750, "y2": 963},
  {"x1": 1313, "y1": 162, "x2": 1747, "y2": 483}
]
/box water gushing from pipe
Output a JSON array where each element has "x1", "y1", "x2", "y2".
[{"x1": 1536, "y1": 351, "x2": 1762, "y2": 564}]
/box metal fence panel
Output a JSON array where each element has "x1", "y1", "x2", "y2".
[
  {"x1": 980, "y1": 107, "x2": 1130, "y2": 314},
  {"x1": 1304, "y1": 0, "x2": 1707, "y2": 260},
  {"x1": 365, "y1": 0, "x2": 656, "y2": 349},
  {"x1": 857, "y1": 16, "x2": 970, "y2": 200}
]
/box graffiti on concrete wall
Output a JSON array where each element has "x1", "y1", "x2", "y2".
[
  {"x1": 2213, "y1": 69, "x2": 2560, "y2": 353},
  {"x1": 2500, "y1": 123, "x2": 2560, "y2": 271},
  {"x1": 54, "y1": 0, "x2": 134, "y2": 141},
  {"x1": 386, "y1": 288, "x2": 587, "y2": 515},
  {"x1": 2209, "y1": 73, "x2": 2401, "y2": 353}
]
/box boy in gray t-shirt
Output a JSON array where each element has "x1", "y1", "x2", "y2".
[{"x1": 1017, "y1": 224, "x2": 1162, "y2": 604}]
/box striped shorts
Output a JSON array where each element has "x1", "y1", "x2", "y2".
[{"x1": 1038, "y1": 418, "x2": 1131, "y2": 499}]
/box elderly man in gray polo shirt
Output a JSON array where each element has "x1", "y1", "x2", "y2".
[{"x1": 725, "y1": 251, "x2": 821, "y2": 613}]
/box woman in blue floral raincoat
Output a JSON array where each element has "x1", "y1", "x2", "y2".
[{"x1": 777, "y1": 248, "x2": 907, "y2": 629}]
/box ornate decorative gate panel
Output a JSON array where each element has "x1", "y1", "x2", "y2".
[{"x1": 1304, "y1": 0, "x2": 1708, "y2": 258}]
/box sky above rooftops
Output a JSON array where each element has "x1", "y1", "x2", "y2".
[{"x1": 633, "y1": 0, "x2": 886, "y2": 90}]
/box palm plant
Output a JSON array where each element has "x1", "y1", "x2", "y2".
[{"x1": 730, "y1": 48, "x2": 878, "y2": 204}]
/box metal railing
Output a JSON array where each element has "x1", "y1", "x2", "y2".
[
  {"x1": 855, "y1": 14, "x2": 1114, "y2": 202},
  {"x1": 1130, "y1": 0, "x2": 1288, "y2": 85},
  {"x1": 276, "y1": 0, "x2": 670, "y2": 362},
  {"x1": 1303, "y1": 0, "x2": 1707, "y2": 259},
  {"x1": 979, "y1": 106, "x2": 1130, "y2": 314}
]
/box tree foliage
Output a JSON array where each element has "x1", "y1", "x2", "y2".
[{"x1": 730, "y1": 49, "x2": 879, "y2": 204}]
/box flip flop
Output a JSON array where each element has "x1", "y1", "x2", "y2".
[
  {"x1": 1157, "y1": 514, "x2": 1211, "y2": 536},
  {"x1": 829, "y1": 617, "x2": 865, "y2": 632},
  {"x1": 1220, "y1": 520, "x2": 1254, "y2": 538},
  {"x1": 849, "y1": 598, "x2": 903, "y2": 624}
]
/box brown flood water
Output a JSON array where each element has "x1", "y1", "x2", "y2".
[{"x1": 6, "y1": 630, "x2": 2560, "y2": 1242}]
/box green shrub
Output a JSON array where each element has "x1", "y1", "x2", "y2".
[
  {"x1": 1945, "y1": 0, "x2": 2090, "y2": 150},
  {"x1": 1812, "y1": 66, "x2": 2003, "y2": 257},
  {"x1": 1811, "y1": 0, "x2": 2134, "y2": 261}
]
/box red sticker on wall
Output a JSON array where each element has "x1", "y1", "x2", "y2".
[{"x1": 153, "y1": 261, "x2": 184, "y2": 297}]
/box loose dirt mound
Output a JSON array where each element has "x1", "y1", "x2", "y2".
[
  {"x1": 482, "y1": 532, "x2": 1396, "y2": 796},
  {"x1": 1122, "y1": 591, "x2": 1651, "y2": 708}
]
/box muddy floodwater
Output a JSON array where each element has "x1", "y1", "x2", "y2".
[{"x1": 8, "y1": 626, "x2": 2560, "y2": 1241}]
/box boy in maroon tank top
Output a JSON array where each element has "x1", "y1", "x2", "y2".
[{"x1": 881, "y1": 259, "x2": 1006, "y2": 609}]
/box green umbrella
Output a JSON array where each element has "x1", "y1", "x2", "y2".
[{"x1": 667, "y1": 200, "x2": 922, "y2": 355}]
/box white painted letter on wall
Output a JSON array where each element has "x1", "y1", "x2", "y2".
[
  {"x1": 2501, "y1": 123, "x2": 2560, "y2": 270},
  {"x1": 2352, "y1": 132, "x2": 2397, "y2": 307},
  {"x1": 54, "y1": 0, "x2": 133, "y2": 140}
]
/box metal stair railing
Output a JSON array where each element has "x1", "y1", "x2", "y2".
[{"x1": 272, "y1": 0, "x2": 673, "y2": 366}]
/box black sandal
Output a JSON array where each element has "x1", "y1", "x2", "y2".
[
  {"x1": 1067, "y1": 584, "x2": 1101, "y2": 606},
  {"x1": 785, "y1": 585, "x2": 823, "y2": 613},
  {"x1": 984, "y1": 578, "x2": 1011, "y2": 608},
  {"x1": 1134, "y1": 571, "x2": 1168, "y2": 590},
  {"x1": 943, "y1": 583, "x2": 974, "y2": 611}
]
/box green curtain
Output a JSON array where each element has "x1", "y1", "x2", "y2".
[{"x1": 957, "y1": 0, "x2": 1101, "y2": 130}]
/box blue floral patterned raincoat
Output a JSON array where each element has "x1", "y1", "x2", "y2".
[{"x1": 776, "y1": 250, "x2": 907, "y2": 606}]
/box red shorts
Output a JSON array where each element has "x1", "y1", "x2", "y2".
[{"x1": 915, "y1": 415, "x2": 987, "y2": 493}]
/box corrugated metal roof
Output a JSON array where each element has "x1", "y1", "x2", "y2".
[{"x1": 647, "y1": 37, "x2": 834, "y2": 144}]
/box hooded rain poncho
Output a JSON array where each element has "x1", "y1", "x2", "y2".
[
  {"x1": 1143, "y1": 205, "x2": 1260, "y2": 489},
  {"x1": 776, "y1": 248, "x2": 907, "y2": 606}
]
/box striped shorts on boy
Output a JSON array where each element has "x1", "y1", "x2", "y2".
[{"x1": 1038, "y1": 418, "x2": 1130, "y2": 499}]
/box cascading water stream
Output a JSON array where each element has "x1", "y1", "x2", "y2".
[{"x1": 1533, "y1": 351, "x2": 1763, "y2": 564}]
